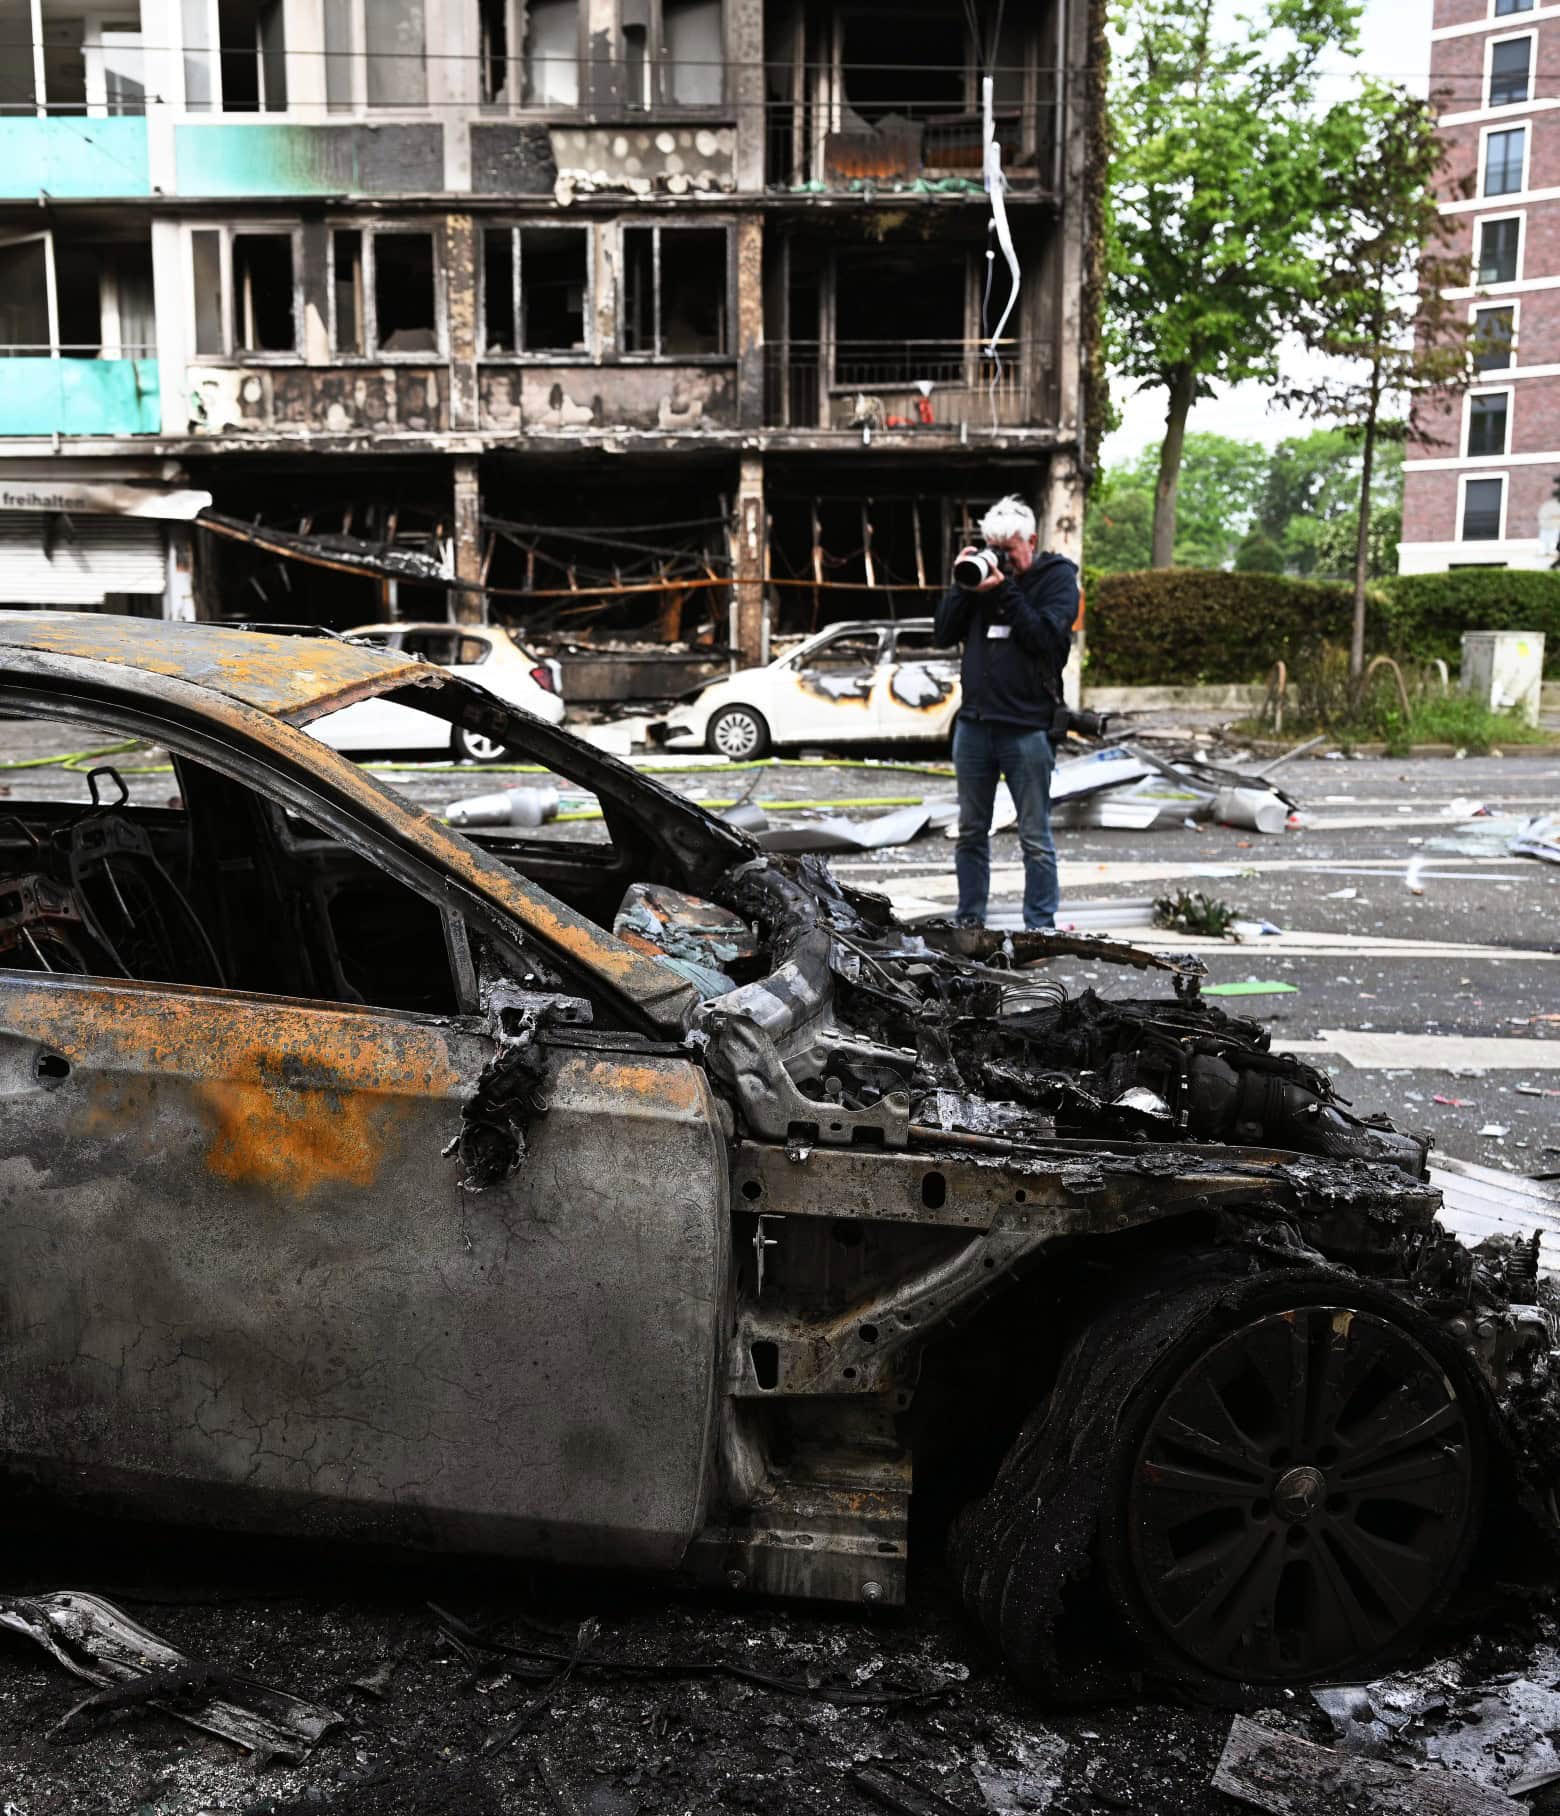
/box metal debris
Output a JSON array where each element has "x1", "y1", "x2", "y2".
[{"x1": 0, "y1": 1591, "x2": 341, "y2": 1761}]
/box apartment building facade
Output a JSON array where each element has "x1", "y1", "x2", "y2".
[
  {"x1": 1402, "y1": 0, "x2": 1560, "y2": 574},
  {"x1": 0, "y1": 0, "x2": 1103, "y2": 658}
]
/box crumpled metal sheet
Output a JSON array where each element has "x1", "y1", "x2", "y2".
[{"x1": 0, "y1": 1589, "x2": 342, "y2": 1760}]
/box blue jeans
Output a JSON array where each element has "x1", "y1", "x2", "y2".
[{"x1": 952, "y1": 717, "x2": 1058, "y2": 929}]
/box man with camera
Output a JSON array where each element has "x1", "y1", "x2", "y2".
[{"x1": 933, "y1": 494, "x2": 1080, "y2": 930}]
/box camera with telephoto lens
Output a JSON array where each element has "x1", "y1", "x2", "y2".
[
  {"x1": 953, "y1": 541, "x2": 1013, "y2": 590},
  {"x1": 1049, "y1": 703, "x2": 1114, "y2": 741}
]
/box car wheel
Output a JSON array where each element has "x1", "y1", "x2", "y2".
[
  {"x1": 451, "y1": 725, "x2": 513, "y2": 764},
  {"x1": 707, "y1": 705, "x2": 770, "y2": 760},
  {"x1": 952, "y1": 1263, "x2": 1486, "y2": 1701}
]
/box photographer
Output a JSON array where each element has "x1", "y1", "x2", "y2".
[{"x1": 933, "y1": 495, "x2": 1080, "y2": 930}]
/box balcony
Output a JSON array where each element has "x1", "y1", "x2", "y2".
[
  {"x1": 765, "y1": 98, "x2": 1056, "y2": 194},
  {"x1": 0, "y1": 116, "x2": 149, "y2": 198},
  {"x1": 0, "y1": 357, "x2": 159, "y2": 436},
  {"x1": 764, "y1": 340, "x2": 1034, "y2": 432}
]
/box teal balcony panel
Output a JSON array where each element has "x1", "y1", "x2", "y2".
[
  {"x1": 0, "y1": 359, "x2": 161, "y2": 435},
  {"x1": 173, "y1": 123, "x2": 443, "y2": 195},
  {"x1": 0, "y1": 118, "x2": 150, "y2": 198}
]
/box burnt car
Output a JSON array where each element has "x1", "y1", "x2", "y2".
[{"x1": 0, "y1": 614, "x2": 1553, "y2": 1701}]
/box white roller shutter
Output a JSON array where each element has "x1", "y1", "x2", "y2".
[{"x1": 0, "y1": 512, "x2": 166, "y2": 605}]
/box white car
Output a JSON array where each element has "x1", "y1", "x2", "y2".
[
  {"x1": 649, "y1": 618, "x2": 961, "y2": 759},
  {"x1": 312, "y1": 622, "x2": 565, "y2": 761}
]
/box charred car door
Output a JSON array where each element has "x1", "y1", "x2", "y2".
[
  {"x1": 785, "y1": 627, "x2": 885, "y2": 741},
  {"x1": 874, "y1": 624, "x2": 961, "y2": 742},
  {"x1": 0, "y1": 728, "x2": 727, "y2": 1567}
]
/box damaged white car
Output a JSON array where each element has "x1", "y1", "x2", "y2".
[
  {"x1": 0, "y1": 614, "x2": 1554, "y2": 1704},
  {"x1": 648, "y1": 618, "x2": 961, "y2": 758}
]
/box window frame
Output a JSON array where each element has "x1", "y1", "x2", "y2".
[
  {"x1": 1479, "y1": 120, "x2": 1529, "y2": 198},
  {"x1": 1485, "y1": 29, "x2": 1536, "y2": 110},
  {"x1": 319, "y1": 0, "x2": 442, "y2": 117},
  {"x1": 185, "y1": 222, "x2": 304, "y2": 363},
  {"x1": 1470, "y1": 297, "x2": 1519, "y2": 373},
  {"x1": 616, "y1": 221, "x2": 734, "y2": 362},
  {"x1": 478, "y1": 0, "x2": 586, "y2": 112},
  {"x1": 1474, "y1": 210, "x2": 1525, "y2": 287},
  {"x1": 326, "y1": 223, "x2": 447, "y2": 363},
  {"x1": 1463, "y1": 385, "x2": 1513, "y2": 458},
  {"x1": 0, "y1": 230, "x2": 59, "y2": 357},
  {"x1": 1458, "y1": 471, "x2": 1508, "y2": 542},
  {"x1": 1491, "y1": 0, "x2": 1535, "y2": 18},
  {"x1": 477, "y1": 222, "x2": 595, "y2": 362},
  {"x1": 175, "y1": 0, "x2": 289, "y2": 114}
]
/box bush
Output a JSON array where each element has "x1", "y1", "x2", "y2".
[
  {"x1": 1083, "y1": 565, "x2": 1560, "y2": 684},
  {"x1": 1084, "y1": 569, "x2": 1359, "y2": 685},
  {"x1": 1375, "y1": 569, "x2": 1560, "y2": 676}
]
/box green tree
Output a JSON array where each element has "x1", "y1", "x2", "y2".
[
  {"x1": 1260, "y1": 431, "x2": 1404, "y2": 577},
  {"x1": 1087, "y1": 472, "x2": 1154, "y2": 571},
  {"x1": 1109, "y1": 0, "x2": 1364, "y2": 567},
  {"x1": 1090, "y1": 432, "x2": 1269, "y2": 571},
  {"x1": 1234, "y1": 528, "x2": 1286, "y2": 573},
  {"x1": 1278, "y1": 83, "x2": 1472, "y2": 677}
]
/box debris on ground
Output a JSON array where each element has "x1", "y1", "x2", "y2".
[
  {"x1": 444, "y1": 784, "x2": 563, "y2": 829},
  {"x1": 0, "y1": 1590, "x2": 341, "y2": 1761},
  {"x1": 1213, "y1": 1715, "x2": 1526, "y2": 1814},
  {"x1": 1512, "y1": 815, "x2": 1560, "y2": 865},
  {"x1": 1201, "y1": 979, "x2": 1299, "y2": 996}
]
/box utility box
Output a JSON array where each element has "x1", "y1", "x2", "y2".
[{"x1": 1460, "y1": 631, "x2": 1546, "y2": 727}]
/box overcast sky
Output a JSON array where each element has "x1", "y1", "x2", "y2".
[{"x1": 1100, "y1": 0, "x2": 1436, "y2": 467}]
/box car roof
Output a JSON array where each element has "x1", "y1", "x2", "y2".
[
  {"x1": 346, "y1": 622, "x2": 500, "y2": 639},
  {"x1": 0, "y1": 613, "x2": 430, "y2": 722}
]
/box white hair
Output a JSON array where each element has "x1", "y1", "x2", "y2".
[{"x1": 979, "y1": 494, "x2": 1037, "y2": 544}]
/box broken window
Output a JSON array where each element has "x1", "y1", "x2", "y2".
[
  {"x1": 188, "y1": 227, "x2": 299, "y2": 358},
  {"x1": 1473, "y1": 304, "x2": 1515, "y2": 373},
  {"x1": 321, "y1": 0, "x2": 427, "y2": 110},
  {"x1": 232, "y1": 233, "x2": 296, "y2": 353},
  {"x1": 1484, "y1": 126, "x2": 1525, "y2": 197},
  {"x1": 833, "y1": 248, "x2": 966, "y2": 384},
  {"x1": 623, "y1": 227, "x2": 727, "y2": 357},
  {"x1": 839, "y1": 11, "x2": 964, "y2": 123},
  {"x1": 0, "y1": 232, "x2": 152, "y2": 358},
  {"x1": 663, "y1": 0, "x2": 721, "y2": 105},
  {"x1": 1467, "y1": 391, "x2": 1509, "y2": 458},
  {"x1": 483, "y1": 226, "x2": 589, "y2": 354},
  {"x1": 181, "y1": 0, "x2": 285, "y2": 110},
  {"x1": 521, "y1": 0, "x2": 579, "y2": 105},
  {"x1": 0, "y1": 239, "x2": 50, "y2": 355},
  {"x1": 1477, "y1": 217, "x2": 1519, "y2": 285},
  {"x1": 1461, "y1": 476, "x2": 1504, "y2": 540},
  {"x1": 1489, "y1": 36, "x2": 1531, "y2": 107},
  {"x1": 329, "y1": 228, "x2": 441, "y2": 358}
]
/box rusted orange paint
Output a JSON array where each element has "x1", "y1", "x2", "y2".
[
  {"x1": 575, "y1": 1059, "x2": 702, "y2": 1109},
  {"x1": 9, "y1": 981, "x2": 464, "y2": 1194}
]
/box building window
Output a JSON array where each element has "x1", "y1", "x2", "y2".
[
  {"x1": 1484, "y1": 127, "x2": 1525, "y2": 196},
  {"x1": 323, "y1": 0, "x2": 427, "y2": 110},
  {"x1": 1461, "y1": 476, "x2": 1504, "y2": 540},
  {"x1": 0, "y1": 232, "x2": 155, "y2": 359},
  {"x1": 182, "y1": 0, "x2": 287, "y2": 111},
  {"x1": 1467, "y1": 391, "x2": 1510, "y2": 456},
  {"x1": 1489, "y1": 37, "x2": 1532, "y2": 107},
  {"x1": 481, "y1": 227, "x2": 590, "y2": 354},
  {"x1": 4, "y1": 11, "x2": 148, "y2": 114},
  {"x1": 1473, "y1": 304, "x2": 1515, "y2": 371},
  {"x1": 621, "y1": 227, "x2": 728, "y2": 356},
  {"x1": 189, "y1": 226, "x2": 299, "y2": 357},
  {"x1": 1478, "y1": 217, "x2": 1520, "y2": 284},
  {"x1": 1494, "y1": 0, "x2": 1534, "y2": 14},
  {"x1": 330, "y1": 229, "x2": 441, "y2": 357},
  {"x1": 619, "y1": 0, "x2": 723, "y2": 108}
]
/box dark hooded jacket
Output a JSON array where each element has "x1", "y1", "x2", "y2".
[{"x1": 933, "y1": 552, "x2": 1079, "y2": 729}]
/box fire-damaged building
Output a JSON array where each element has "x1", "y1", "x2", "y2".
[{"x1": 0, "y1": 0, "x2": 1105, "y2": 669}]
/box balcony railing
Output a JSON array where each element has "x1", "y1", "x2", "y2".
[{"x1": 764, "y1": 339, "x2": 1034, "y2": 430}]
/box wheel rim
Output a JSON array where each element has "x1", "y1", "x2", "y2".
[
  {"x1": 713, "y1": 712, "x2": 758, "y2": 758},
  {"x1": 1126, "y1": 1305, "x2": 1476, "y2": 1683},
  {"x1": 463, "y1": 732, "x2": 506, "y2": 762}
]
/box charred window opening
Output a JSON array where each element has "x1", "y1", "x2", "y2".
[
  {"x1": 0, "y1": 232, "x2": 153, "y2": 359},
  {"x1": 0, "y1": 241, "x2": 50, "y2": 356},
  {"x1": 839, "y1": 13, "x2": 964, "y2": 123},
  {"x1": 522, "y1": 0, "x2": 580, "y2": 105},
  {"x1": 834, "y1": 249, "x2": 964, "y2": 386},
  {"x1": 6, "y1": 2, "x2": 145, "y2": 114},
  {"x1": 191, "y1": 229, "x2": 224, "y2": 356},
  {"x1": 375, "y1": 234, "x2": 437, "y2": 354},
  {"x1": 329, "y1": 229, "x2": 441, "y2": 358},
  {"x1": 182, "y1": 0, "x2": 285, "y2": 110},
  {"x1": 479, "y1": 0, "x2": 508, "y2": 103},
  {"x1": 232, "y1": 233, "x2": 296, "y2": 354},
  {"x1": 623, "y1": 227, "x2": 728, "y2": 357},
  {"x1": 482, "y1": 227, "x2": 589, "y2": 355}
]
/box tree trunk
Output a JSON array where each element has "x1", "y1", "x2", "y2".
[
  {"x1": 1350, "y1": 369, "x2": 1380, "y2": 684},
  {"x1": 1151, "y1": 366, "x2": 1198, "y2": 568}
]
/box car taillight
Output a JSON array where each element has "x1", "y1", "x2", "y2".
[{"x1": 529, "y1": 665, "x2": 556, "y2": 693}]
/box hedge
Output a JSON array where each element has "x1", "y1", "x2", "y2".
[{"x1": 1083, "y1": 567, "x2": 1560, "y2": 685}]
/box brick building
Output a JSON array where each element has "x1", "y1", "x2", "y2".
[
  {"x1": 0, "y1": 0, "x2": 1104, "y2": 665},
  {"x1": 1402, "y1": 0, "x2": 1560, "y2": 573}
]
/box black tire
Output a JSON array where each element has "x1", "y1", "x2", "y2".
[
  {"x1": 707, "y1": 704, "x2": 770, "y2": 760},
  {"x1": 952, "y1": 1262, "x2": 1487, "y2": 1701},
  {"x1": 451, "y1": 724, "x2": 514, "y2": 764}
]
